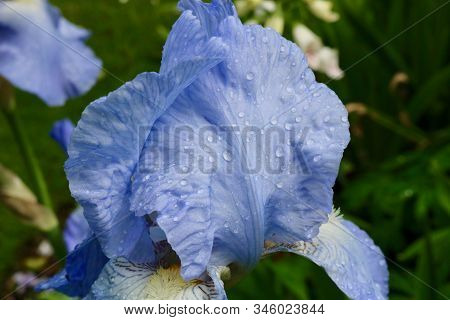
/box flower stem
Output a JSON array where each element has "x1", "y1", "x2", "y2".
[
  {"x1": 1, "y1": 78, "x2": 65, "y2": 258},
  {"x1": 2, "y1": 104, "x2": 54, "y2": 210}
]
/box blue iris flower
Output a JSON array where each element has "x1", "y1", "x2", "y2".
[
  {"x1": 40, "y1": 0, "x2": 388, "y2": 300},
  {"x1": 0, "y1": 0, "x2": 101, "y2": 106}
]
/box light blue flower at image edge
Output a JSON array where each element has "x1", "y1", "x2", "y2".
[
  {"x1": 38, "y1": 0, "x2": 388, "y2": 300},
  {"x1": 0, "y1": 0, "x2": 102, "y2": 106}
]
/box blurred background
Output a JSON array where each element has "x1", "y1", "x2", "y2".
[{"x1": 0, "y1": 0, "x2": 449, "y2": 299}]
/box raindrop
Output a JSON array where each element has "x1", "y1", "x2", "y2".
[
  {"x1": 246, "y1": 72, "x2": 255, "y2": 81},
  {"x1": 291, "y1": 107, "x2": 297, "y2": 113},
  {"x1": 276, "y1": 182, "x2": 283, "y2": 189},
  {"x1": 207, "y1": 135, "x2": 214, "y2": 143},
  {"x1": 262, "y1": 36, "x2": 269, "y2": 43},
  {"x1": 341, "y1": 116, "x2": 348, "y2": 123},
  {"x1": 313, "y1": 155, "x2": 322, "y2": 162},
  {"x1": 275, "y1": 147, "x2": 284, "y2": 158},
  {"x1": 180, "y1": 179, "x2": 188, "y2": 186},
  {"x1": 284, "y1": 123, "x2": 293, "y2": 131},
  {"x1": 223, "y1": 150, "x2": 232, "y2": 162},
  {"x1": 295, "y1": 117, "x2": 302, "y2": 123},
  {"x1": 238, "y1": 112, "x2": 245, "y2": 118},
  {"x1": 270, "y1": 117, "x2": 278, "y2": 125}
]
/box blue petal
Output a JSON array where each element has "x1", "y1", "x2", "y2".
[
  {"x1": 63, "y1": 207, "x2": 91, "y2": 252},
  {"x1": 88, "y1": 257, "x2": 224, "y2": 300},
  {"x1": 130, "y1": 6, "x2": 349, "y2": 279},
  {"x1": 265, "y1": 212, "x2": 389, "y2": 300},
  {"x1": 50, "y1": 119, "x2": 74, "y2": 153},
  {"x1": 65, "y1": 11, "x2": 227, "y2": 263},
  {"x1": 0, "y1": 0, "x2": 101, "y2": 106},
  {"x1": 36, "y1": 236, "x2": 109, "y2": 298}
]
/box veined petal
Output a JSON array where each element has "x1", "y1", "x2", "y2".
[
  {"x1": 88, "y1": 257, "x2": 225, "y2": 300},
  {"x1": 65, "y1": 10, "x2": 228, "y2": 263},
  {"x1": 130, "y1": 4, "x2": 349, "y2": 280},
  {"x1": 265, "y1": 210, "x2": 389, "y2": 300},
  {"x1": 0, "y1": 0, "x2": 101, "y2": 106},
  {"x1": 36, "y1": 236, "x2": 109, "y2": 298}
]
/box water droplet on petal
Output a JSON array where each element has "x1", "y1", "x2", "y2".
[
  {"x1": 285, "y1": 123, "x2": 292, "y2": 131},
  {"x1": 324, "y1": 116, "x2": 330, "y2": 123},
  {"x1": 246, "y1": 72, "x2": 255, "y2": 81},
  {"x1": 341, "y1": 116, "x2": 348, "y2": 123},
  {"x1": 276, "y1": 182, "x2": 283, "y2": 189},
  {"x1": 238, "y1": 112, "x2": 245, "y2": 118},
  {"x1": 313, "y1": 155, "x2": 322, "y2": 162},
  {"x1": 291, "y1": 107, "x2": 297, "y2": 113},
  {"x1": 295, "y1": 117, "x2": 302, "y2": 123},
  {"x1": 262, "y1": 36, "x2": 269, "y2": 43},
  {"x1": 270, "y1": 117, "x2": 278, "y2": 125},
  {"x1": 275, "y1": 147, "x2": 284, "y2": 158},
  {"x1": 180, "y1": 179, "x2": 188, "y2": 186},
  {"x1": 223, "y1": 151, "x2": 232, "y2": 162}
]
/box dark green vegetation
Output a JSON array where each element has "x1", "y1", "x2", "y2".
[{"x1": 0, "y1": 0, "x2": 449, "y2": 299}]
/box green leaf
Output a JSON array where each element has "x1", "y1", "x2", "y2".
[{"x1": 408, "y1": 66, "x2": 450, "y2": 120}]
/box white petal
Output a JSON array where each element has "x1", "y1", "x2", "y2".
[{"x1": 265, "y1": 210, "x2": 389, "y2": 300}]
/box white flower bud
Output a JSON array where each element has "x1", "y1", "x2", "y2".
[{"x1": 0, "y1": 164, "x2": 58, "y2": 231}]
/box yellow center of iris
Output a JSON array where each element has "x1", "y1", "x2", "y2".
[{"x1": 144, "y1": 266, "x2": 209, "y2": 300}]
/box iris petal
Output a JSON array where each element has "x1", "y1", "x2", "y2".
[
  {"x1": 36, "y1": 236, "x2": 109, "y2": 298},
  {"x1": 65, "y1": 10, "x2": 228, "y2": 263},
  {"x1": 88, "y1": 257, "x2": 224, "y2": 300},
  {"x1": 265, "y1": 210, "x2": 389, "y2": 300},
  {"x1": 0, "y1": 0, "x2": 101, "y2": 106}
]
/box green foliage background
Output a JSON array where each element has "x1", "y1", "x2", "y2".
[{"x1": 0, "y1": 0, "x2": 449, "y2": 299}]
